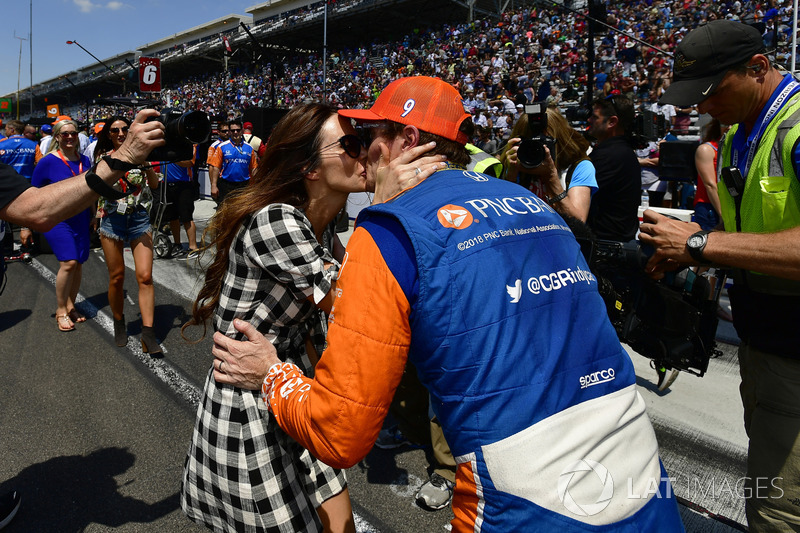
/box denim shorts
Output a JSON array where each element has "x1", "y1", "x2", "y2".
[{"x1": 99, "y1": 208, "x2": 151, "y2": 243}]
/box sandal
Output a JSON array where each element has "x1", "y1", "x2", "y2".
[
  {"x1": 68, "y1": 309, "x2": 87, "y2": 323},
  {"x1": 57, "y1": 314, "x2": 75, "y2": 332}
]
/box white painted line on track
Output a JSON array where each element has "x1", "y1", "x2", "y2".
[
  {"x1": 27, "y1": 257, "x2": 380, "y2": 532},
  {"x1": 31, "y1": 256, "x2": 200, "y2": 407}
]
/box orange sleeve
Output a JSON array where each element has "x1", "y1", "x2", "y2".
[
  {"x1": 207, "y1": 145, "x2": 222, "y2": 168},
  {"x1": 265, "y1": 225, "x2": 412, "y2": 469},
  {"x1": 34, "y1": 145, "x2": 43, "y2": 164},
  {"x1": 249, "y1": 149, "x2": 258, "y2": 174}
]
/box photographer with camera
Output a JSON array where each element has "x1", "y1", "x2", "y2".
[
  {"x1": 586, "y1": 95, "x2": 641, "y2": 241},
  {"x1": 500, "y1": 103, "x2": 597, "y2": 222},
  {"x1": 641, "y1": 20, "x2": 800, "y2": 531}
]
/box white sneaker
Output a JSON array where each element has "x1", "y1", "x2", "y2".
[{"x1": 415, "y1": 473, "x2": 454, "y2": 510}]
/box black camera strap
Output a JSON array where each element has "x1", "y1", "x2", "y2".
[
  {"x1": 720, "y1": 166, "x2": 745, "y2": 233},
  {"x1": 565, "y1": 157, "x2": 590, "y2": 189}
]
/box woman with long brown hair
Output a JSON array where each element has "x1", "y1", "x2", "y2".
[{"x1": 181, "y1": 103, "x2": 365, "y2": 533}]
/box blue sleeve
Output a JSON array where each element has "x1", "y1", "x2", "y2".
[
  {"x1": 358, "y1": 216, "x2": 419, "y2": 306},
  {"x1": 31, "y1": 156, "x2": 54, "y2": 187},
  {"x1": 793, "y1": 139, "x2": 800, "y2": 181},
  {"x1": 567, "y1": 159, "x2": 598, "y2": 196}
]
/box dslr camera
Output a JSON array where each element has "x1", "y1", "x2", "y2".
[
  {"x1": 146, "y1": 109, "x2": 211, "y2": 162},
  {"x1": 517, "y1": 102, "x2": 556, "y2": 169}
]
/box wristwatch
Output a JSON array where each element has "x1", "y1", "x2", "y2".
[
  {"x1": 686, "y1": 230, "x2": 712, "y2": 264},
  {"x1": 546, "y1": 190, "x2": 569, "y2": 205}
]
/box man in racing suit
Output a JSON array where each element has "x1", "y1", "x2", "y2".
[{"x1": 213, "y1": 76, "x2": 684, "y2": 532}]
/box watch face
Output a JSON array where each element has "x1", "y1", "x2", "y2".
[{"x1": 688, "y1": 235, "x2": 703, "y2": 248}]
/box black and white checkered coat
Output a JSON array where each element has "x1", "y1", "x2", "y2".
[{"x1": 181, "y1": 204, "x2": 346, "y2": 532}]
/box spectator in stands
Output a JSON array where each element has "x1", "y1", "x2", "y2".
[
  {"x1": 587, "y1": 95, "x2": 641, "y2": 241},
  {"x1": 501, "y1": 107, "x2": 597, "y2": 221},
  {"x1": 545, "y1": 86, "x2": 561, "y2": 108},
  {"x1": 473, "y1": 125, "x2": 498, "y2": 156}
]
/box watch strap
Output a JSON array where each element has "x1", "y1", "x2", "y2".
[
  {"x1": 85, "y1": 164, "x2": 129, "y2": 200},
  {"x1": 547, "y1": 190, "x2": 569, "y2": 204},
  {"x1": 687, "y1": 230, "x2": 712, "y2": 264}
]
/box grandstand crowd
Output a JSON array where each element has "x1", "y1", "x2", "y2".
[{"x1": 40, "y1": 0, "x2": 799, "y2": 151}]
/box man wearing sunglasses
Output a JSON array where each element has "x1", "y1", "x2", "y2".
[
  {"x1": 207, "y1": 120, "x2": 257, "y2": 205},
  {"x1": 640, "y1": 20, "x2": 800, "y2": 531},
  {"x1": 586, "y1": 94, "x2": 641, "y2": 242},
  {"x1": 207, "y1": 122, "x2": 229, "y2": 162},
  {"x1": 213, "y1": 76, "x2": 682, "y2": 532}
]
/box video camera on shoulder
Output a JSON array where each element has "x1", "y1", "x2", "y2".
[
  {"x1": 146, "y1": 109, "x2": 211, "y2": 162},
  {"x1": 517, "y1": 102, "x2": 557, "y2": 169},
  {"x1": 581, "y1": 237, "x2": 723, "y2": 378}
]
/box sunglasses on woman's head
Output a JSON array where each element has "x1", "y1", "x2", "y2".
[
  {"x1": 319, "y1": 134, "x2": 364, "y2": 159},
  {"x1": 110, "y1": 126, "x2": 129, "y2": 134}
]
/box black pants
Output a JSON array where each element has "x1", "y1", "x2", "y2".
[{"x1": 217, "y1": 179, "x2": 248, "y2": 206}]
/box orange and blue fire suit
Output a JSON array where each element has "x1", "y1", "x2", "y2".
[{"x1": 263, "y1": 168, "x2": 684, "y2": 532}]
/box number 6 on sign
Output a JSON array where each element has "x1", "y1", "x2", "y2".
[
  {"x1": 139, "y1": 57, "x2": 161, "y2": 93},
  {"x1": 142, "y1": 65, "x2": 157, "y2": 85}
]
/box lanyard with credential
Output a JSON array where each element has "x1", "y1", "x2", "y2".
[
  {"x1": 56, "y1": 150, "x2": 83, "y2": 177},
  {"x1": 732, "y1": 79, "x2": 800, "y2": 177}
]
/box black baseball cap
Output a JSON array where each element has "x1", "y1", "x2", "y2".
[{"x1": 660, "y1": 20, "x2": 765, "y2": 107}]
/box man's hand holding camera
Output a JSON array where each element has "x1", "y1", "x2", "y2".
[
  {"x1": 638, "y1": 209, "x2": 702, "y2": 277},
  {"x1": 108, "y1": 109, "x2": 166, "y2": 169}
]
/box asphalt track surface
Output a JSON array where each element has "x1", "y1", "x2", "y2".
[{"x1": 0, "y1": 200, "x2": 750, "y2": 532}]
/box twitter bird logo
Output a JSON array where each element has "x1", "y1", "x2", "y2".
[{"x1": 506, "y1": 279, "x2": 522, "y2": 303}]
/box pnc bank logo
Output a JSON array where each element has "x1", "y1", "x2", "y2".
[{"x1": 437, "y1": 204, "x2": 474, "y2": 229}]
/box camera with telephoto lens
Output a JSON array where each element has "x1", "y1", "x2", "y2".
[
  {"x1": 517, "y1": 102, "x2": 557, "y2": 169},
  {"x1": 146, "y1": 110, "x2": 211, "y2": 162},
  {"x1": 570, "y1": 218, "x2": 723, "y2": 378}
]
